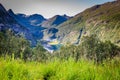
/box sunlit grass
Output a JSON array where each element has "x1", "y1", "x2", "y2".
[{"x1": 0, "y1": 57, "x2": 120, "y2": 80}]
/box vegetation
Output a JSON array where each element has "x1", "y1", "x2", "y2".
[
  {"x1": 0, "y1": 30, "x2": 120, "y2": 62},
  {"x1": 56, "y1": 0, "x2": 120, "y2": 45},
  {"x1": 53, "y1": 35, "x2": 120, "y2": 63},
  {"x1": 0, "y1": 30, "x2": 120, "y2": 80},
  {"x1": 0, "y1": 1, "x2": 120, "y2": 80},
  {"x1": 0, "y1": 57, "x2": 120, "y2": 80},
  {"x1": 0, "y1": 30, "x2": 49, "y2": 61},
  {"x1": 0, "y1": 30, "x2": 32, "y2": 60}
]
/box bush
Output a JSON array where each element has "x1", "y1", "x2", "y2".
[
  {"x1": 81, "y1": 35, "x2": 120, "y2": 62},
  {"x1": 0, "y1": 30, "x2": 32, "y2": 60},
  {"x1": 32, "y1": 44, "x2": 50, "y2": 62},
  {"x1": 53, "y1": 35, "x2": 120, "y2": 62}
]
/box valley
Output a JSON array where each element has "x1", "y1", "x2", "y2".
[
  {"x1": 0, "y1": 0, "x2": 120, "y2": 79},
  {"x1": 1, "y1": 0, "x2": 120, "y2": 52}
]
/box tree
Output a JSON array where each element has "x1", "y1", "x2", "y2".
[
  {"x1": 81, "y1": 35, "x2": 120, "y2": 62},
  {"x1": 32, "y1": 44, "x2": 48, "y2": 62}
]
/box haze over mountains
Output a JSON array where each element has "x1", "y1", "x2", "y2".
[{"x1": 0, "y1": 0, "x2": 120, "y2": 52}]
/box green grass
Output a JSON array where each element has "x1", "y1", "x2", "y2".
[{"x1": 0, "y1": 57, "x2": 120, "y2": 80}]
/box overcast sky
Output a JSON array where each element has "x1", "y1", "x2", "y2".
[{"x1": 0, "y1": 0, "x2": 115, "y2": 18}]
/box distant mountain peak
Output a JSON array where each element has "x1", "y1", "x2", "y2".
[
  {"x1": 28, "y1": 14, "x2": 46, "y2": 20},
  {"x1": 16, "y1": 13, "x2": 26, "y2": 17},
  {"x1": 53, "y1": 14, "x2": 71, "y2": 19},
  {"x1": 0, "y1": 3, "x2": 5, "y2": 9},
  {"x1": 31, "y1": 14, "x2": 43, "y2": 17},
  {"x1": 0, "y1": 3, "x2": 7, "y2": 14},
  {"x1": 63, "y1": 14, "x2": 69, "y2": 17},
  {"x1": 63, "y1": 14, "x2": 67, "y2": 16},
  {"x1": 53, "y1": 15, "x2": 61, "y2": 18},
  {"x1": 63, "y1": 14, "x2": 72, "y2": 19},
  {"x1": 41, "y1": 14, "x2": 71, "y2": 27},
  {"x1": 8, "y1": 9, "x2": 14, "y2": 14}
]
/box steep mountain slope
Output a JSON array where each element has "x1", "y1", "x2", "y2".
[
  {"x1": 8, "y1": 9, "x2": 46, "y2": 41},
  {"x1": 56, "y1": 0, "x2": 120, "y2": 46},
  {"x1": 1, "y1": 0, "x2": 119, "y2": 51},
  {"x1": 0, "y1": 3, "x2": 71, "y2": 51},
  {"x1": 0, "y1": 3, "x2": 37, "y2": 45},
  {"x1": 41, "y1": 15, "x2": 71, "y2": 28},
  {"x1": 41, "y1": 15, "x2": 71, "y2": 40}
]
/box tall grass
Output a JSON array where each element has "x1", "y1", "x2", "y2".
[{"x1": 0, "y1": 57, "x2": 120, "y2": 80}]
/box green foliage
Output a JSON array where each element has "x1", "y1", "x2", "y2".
[
  {"x1": 0, "y1": 30, "x2": 120, "y2": 63},
  {"x1": 53, "y1": 35, "x2": 120, "y2": 62},
  {"x1": 81, "y1": 35, "x2": 120, "y2": 62},
  {"x1": 0, "y1": 57, "x2": 120, "y2": 80},
  {"x1": 0, "y1": 30, "x2": 120, "y2": 80},
  {"x1": 0, "y1": 30, "x2": 51, "y2": 62},
  {"x1": 108, "y1": 13, "x2": 120, "y2": 21},
  {"x1": 53, "y1": 45, "x2": 82, "y2": 61},
  {"x1": 0, "y1": 30, "x2": 33, "y2": 60},
  {"x1": 32, "y1": 44, "x2": 49, "y2": 62}
]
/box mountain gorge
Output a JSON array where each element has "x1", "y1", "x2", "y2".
[
  {"x1": 0, "y1": 4, "x2": 71, "y2": 51},
  {"x1": 1, "y1": 1, "x2": 120, "y2": 79},
  {"x1": 0, "y1": 0, "x2": 120, "y2": 52}
]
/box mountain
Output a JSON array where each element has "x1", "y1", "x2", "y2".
[
  {"x1": 41, "y1": 14, "x2": 71, "y2": 28},
  {"x1": 0, "y1": 3, "x2": 16, "y2": 28},
  {"x1": 1, "y1": 0, "x2": 119, "y2": 52},
  {"x1": 41, "y1": 15, "x2": 71, "y2": 41},
  {"x1": 40, "y1": 15, "x2": 71, "y2": 52},
  {"x1": 0, "y1": 3, "x2": 71, "y2": 52},
  {"x1": 56, "y1": 0, "x2": 120, "y2": 46},
  {"x1": 8, "y1": 9, "x2": 47, "y2": 45},
  {"x1": 16, "y1": 13, "x2": 46, "y2": 26},
  {"x1": 8, "y1": 9, "x2": 71, "y2": 42},
  {"x1": 0, "y1": 3, "x2": 37, "y2": 46}
]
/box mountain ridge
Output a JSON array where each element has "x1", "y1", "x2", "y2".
[
  {"x1": 0, "y1": 5, "x2": 38, "y2": 46},
  {"x1": 56, "y1": 0, "x2": 120, "y2": 46},
  {"x1": 0, "y1": 0, "x2": 120, "y2": 52},
  {"x1": 41, "y1": 14, "x2": 71, "y2": 28},
  {"x1": 0, "y1": 3, "x2": 71, "y2": 51}
]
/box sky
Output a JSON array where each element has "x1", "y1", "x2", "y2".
[{"x1": 0, "y1": 0, "x2": 115, "y2": 18}]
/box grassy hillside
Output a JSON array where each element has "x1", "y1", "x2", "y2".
[
  {"x1": 57, "y1": 0, "x2": 120, "y2": 45},
  {"x1": 0, "y1": 57, "x2": 120, "y2": 80}
]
